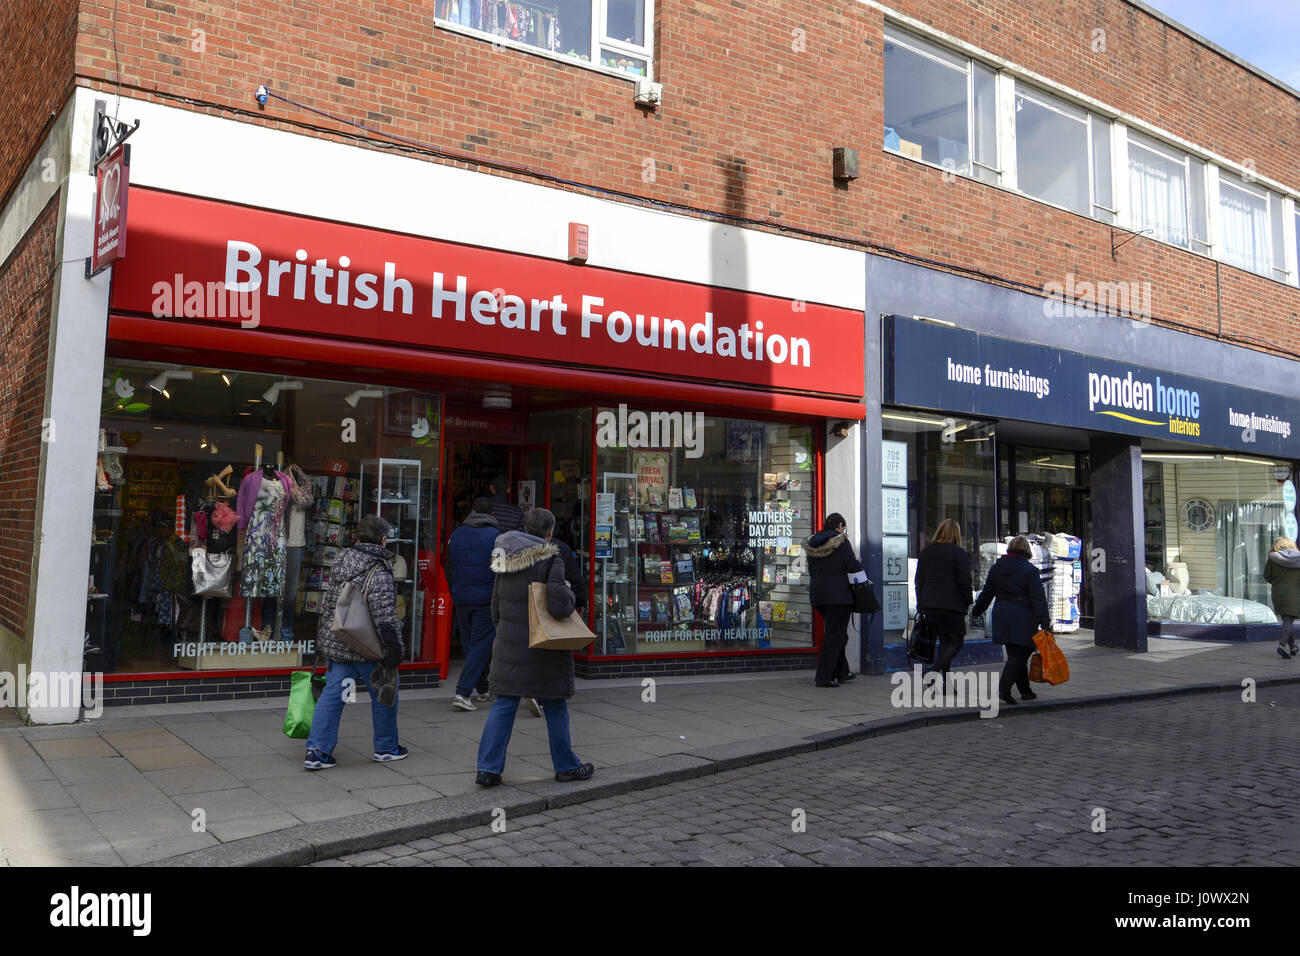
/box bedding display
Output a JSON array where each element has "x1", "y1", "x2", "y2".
[{"x1": 1145, "y1": 592, "x2": 1278, "y2": 625}]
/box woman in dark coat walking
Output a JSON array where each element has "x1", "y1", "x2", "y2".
[
  {"x1": 1264, "y1": 535, "x2": 1300, "y2": 659},
  {"x1": 474, "y1": 507, "x2": 594, "y2": 786},
  {"x1": 803, "y1": 512, "x2": 863, "y2": 687},
  {"x1": 914, "y1": 519, "x2": 972, "y2": 684},
  {"x1": 970, "y1": 536, "x2": 1052, "y2": 705}
]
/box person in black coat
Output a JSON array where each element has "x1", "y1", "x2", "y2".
[
  {"x1": 802, "y1": 512, "x2": 863, "y2": 687},
  {"x1": 487, "y1": 474, "x2": 524, "y2": 533},
  {"x1": 474, "y1": 508, "x2": 593, "y2": 787},
  {"x1": 551, "y1": 528, "x2": 588, "y2": 611},
  {"x1": 971, "y1": 536, "x2": 1052, "y2": 705},
  {"x1": 914, "y1": 519, "x2": 972, "y2": 685}
]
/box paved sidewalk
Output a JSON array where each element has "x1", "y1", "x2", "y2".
[{"x1": 0, "y1": 635, "x2": 1296, "y2": 866}]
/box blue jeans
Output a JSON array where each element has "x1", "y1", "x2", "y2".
[
  {"x1": 454, "y1": 603, "x2": 495, "y2": 696},
  {"x1": 306, "y1": 659, "x2": 399, "y2": 756},
  {"x1": 476, "y1": 696, "x2": 581, "y2": 776}
]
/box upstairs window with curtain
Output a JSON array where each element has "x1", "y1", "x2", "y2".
[
  {"x1": 1127, "y1": 131, "x2": 1208, "y2": 251},
  {"x1": 1218, "y1": 174, "x2": 1277, "y2": 278}
]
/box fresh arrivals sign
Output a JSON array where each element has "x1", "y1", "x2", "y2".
[
  {"x1": 884, "y1": 316, "x2": 1300, "y2": 457},
  {"x1": 109, "y1": 188, "x2": 863, "y2": 398}
]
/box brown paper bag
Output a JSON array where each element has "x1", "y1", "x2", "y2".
[{"x1": 528, "y1": 581, "x2": 595, "y2": 650}]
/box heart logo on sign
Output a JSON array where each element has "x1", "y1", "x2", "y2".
[{"x1": 99, "y1": 162, "x2": 121, "y2": 228}]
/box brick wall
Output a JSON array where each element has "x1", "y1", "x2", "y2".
[
  {"x1": 63, "y1": 0, "x2": 1300, "y2": 354},
  {"x1": 0, "y1": 0, "x2": 79, "y2": 214},
  {"x1": 0, "y1": 198, "x2": 59, "y2": 642}
]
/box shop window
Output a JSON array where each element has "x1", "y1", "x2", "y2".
[
  {"x1": 880, "y1": 412, "x2": 997, "y2": 641},
  {"x1": 1141, "y1": 452, "x2": 1291, "y2": 622},
  {"x1": 1014, "y1": 84, "x2": 1112, "y2": 221},
  {"x1": 1127, "y1": 131, "x2": 1208, "y2": 250},
  {"x1": 1217, "y1": 173, "x2": 1285, "y2": 279},
  {"x1": 882, "y1": 26, "x2": 999, "y2": 185},
  {"x1": 433, "y1": 0, "x2": 654, "y2": 78},
  {"x1": 88, "y1": 361, "x2": 441, "y2": 676},
  {"x1": 1013, "y1": 447, "x2": 1078, "y2": 486},
  {"x1": 593, "y1": 409, "x2": 815, "y2": 655}
]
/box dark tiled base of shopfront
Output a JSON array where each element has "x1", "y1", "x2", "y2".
[
  {"x1": 94, "y1": 669, "x2": 443, "y2": 707},
  {"x1": 575, "y1": 652, "x2": 818, "y2": 679}
]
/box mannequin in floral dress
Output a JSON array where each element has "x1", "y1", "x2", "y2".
[{"x1": 242, "y1": 470, "x2": 288, "y2": 603}]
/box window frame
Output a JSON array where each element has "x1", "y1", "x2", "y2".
[
  {"x1": 1125, "y1": 129, "x2": 1208, "y2": 251},
  {"x1": 1216, "y1": 171, "x2": 1283, "y2": 280},
  {"x1": 1012, "y1": 82, "x2": 1112, "y2": 223},
  {"x1": 434, "y1": 0, "x2": 656, "y2": 82},
  {"x1": 882, "y1": 25, "x2": 1001, "y2": 184}
]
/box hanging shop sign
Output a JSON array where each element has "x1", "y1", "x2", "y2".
[
  {"x1": 109, "y1": 188, "x2": 864, "y2": 399},
  {"x1": 87, "y1": 143, "x2": 130, "y2": 277},
  {"x1": 884, "y1": 315, "x2": 1300, "y2": 457}
]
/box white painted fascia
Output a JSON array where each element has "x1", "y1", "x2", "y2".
[{"x1": 79, "y1": 88, "x2": 864, "y2": 313}]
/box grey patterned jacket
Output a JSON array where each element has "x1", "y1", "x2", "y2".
[{"x1": 315, "y1": 542, "x2": 403, "y2": 662}]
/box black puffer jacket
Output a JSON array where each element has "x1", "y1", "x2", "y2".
[
  {"x1": 489, "y1": 531, "x2": 577, "y2": 699},
  {"x1": 970, "y1": 554, "x2": 1050, "y2": 649},
  {"x1": 316, "y1": 542, "x2": 402, "y2": 662},
  {"x1": 803, "y1": 529, "x2": 863, "y2": 608}
]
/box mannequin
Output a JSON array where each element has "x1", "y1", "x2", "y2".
[
  {"x1": 238, "y1": 443, "x2": 289, "y2": 641},
  {"x1": 279, "y1": 461, "x2": 316, "y2": 642}
]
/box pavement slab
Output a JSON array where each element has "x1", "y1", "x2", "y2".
[{"x1": 1, "y1": 635, "x2": 1296, "y2": 866}]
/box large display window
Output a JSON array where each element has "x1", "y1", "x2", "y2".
[
  {"x1": 880, "y1": 411, "x2": 997, "y2": 640},
  {"x1": 1141, "y1": 451, "x2": 1294, "y2": 624},
  {"x1": 89, "y1": 360, "x2": 442, "y2": 675},
  {"x1": 592, "y1": 408, "x2": 817, "y2": 655}
]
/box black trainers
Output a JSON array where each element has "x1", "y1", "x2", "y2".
[
  {"x1": 475, "y1": 771, "x2": 502, "y2": 787},
  {"x1": 304, "y1": 749, "x2": 336, "y2": 770},
  {"x1": 555, "y1": 762, "x2": 594, "y2": 783}
]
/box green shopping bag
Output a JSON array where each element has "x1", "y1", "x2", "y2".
[{"x1": 283, "y1": 668, "x2": 326, "y2": 739}]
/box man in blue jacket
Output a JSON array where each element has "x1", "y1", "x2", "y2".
[{"x1": 446, "y1": 497, "x2": 500, "y2": 711}]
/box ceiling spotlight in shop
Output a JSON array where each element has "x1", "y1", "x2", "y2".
[
  {"x1": 344, "y1": 388, "x2": 385, "y2": 408},
  {"x1": 147, "y1": 368, "x2": 193, "y2": 398},
  {"x1": 221, "y1": 372, "x2": 239, "y2": 387},
  {"x1": 263, "y1": 379, "x2": 304, "y2": 405},
  {"x1": 210, "y1": 442, "x2": 220, "y2": 455},
  {"x1": 482, "y1": 388, "x2": 512, "y2": 410}
]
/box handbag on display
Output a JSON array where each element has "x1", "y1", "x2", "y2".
[
  {"x1": 905, "y1": 610, "x2": 938, "y2": 666},
  {"x1": 848, "y1": 570, "x2": 882, "y2": 614},
  {"x1": 191, "y1": 548, "x2": 235, "y2": 598},
  {"x1": 528, "y1": 558, "x2": 595, "y2": 650},
  {"x1": 330, "y1": 562, "x2": 386, "y2": 660}
]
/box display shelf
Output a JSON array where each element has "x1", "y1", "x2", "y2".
[{"x1": 360, "y1": 458, "x2": 424, "y2": 659}]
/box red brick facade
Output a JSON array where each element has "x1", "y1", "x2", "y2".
[
  {"x1": 0, "y1": 199, "x2": 59, "y2": 641},
  {"x1": 2, "y1": 0, "x2": 1293, "y2": 360},
  {"x1": 0, "y1": 0, "x2": 79, "y2": 213}
]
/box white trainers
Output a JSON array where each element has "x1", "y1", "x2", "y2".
[
  {"x1": 526, "y1": 697, "x2": 543, "y2": 718},
  {"x1": 452, "y1": 694, "x2": 477, "y2": 712},
  {"x1": 474, "y1": 690, "x2": 492, "y2": 702}
]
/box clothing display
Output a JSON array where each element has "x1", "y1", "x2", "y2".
[
  {"x1": 436, "y1": 0, "x2": 562, "y2": 54},
  {"x1": 241, "y1": 472, "x2": 288, "y2": 598}
]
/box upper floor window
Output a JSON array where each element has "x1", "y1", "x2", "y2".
[
  {"x1": 1218, "y1": 173, "x2": 1285, "y2": 279},
  {"x1": 434, "y1": 0, "x2": 654, "y2": 78},
  {"x1": 1127, "y1": 131, "x2": 1208, "y2": 251},
  {"x1": 1014, "y1": 84, "x2": 1113, "y2": 222},
  {"x1": 882, "y1": 26, "x2": 999, "y2": 185}
]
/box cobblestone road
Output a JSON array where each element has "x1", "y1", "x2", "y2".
[{"x1": 320, "y1": 686, "x2": 1300, "y2": 866}]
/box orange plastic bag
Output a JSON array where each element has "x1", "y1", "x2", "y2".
[{"x1": 1030, "y1": 629, "x2": 1069, "y2": 685}]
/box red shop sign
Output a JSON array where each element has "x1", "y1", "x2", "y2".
[
  {"x1": 87, "y1": 144, "x2": 131, "y2": 277},
  {"x1": 109, "y1": 189, "x2": 864, "y2": 399}
]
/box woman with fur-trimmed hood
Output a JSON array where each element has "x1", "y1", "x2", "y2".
[
  {"x1": 803, "y1": 512, "x2": 864, "y2": 687},
  {"x1": 473, "y1": 507, "x2": 594, "y2": 788}
]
